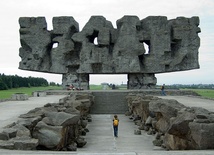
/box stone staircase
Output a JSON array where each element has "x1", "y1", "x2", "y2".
[{"x1": 90, "y1": 91, "x2": 129, "y2": 114}]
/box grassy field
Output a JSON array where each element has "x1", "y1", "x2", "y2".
[
  {"x1": 0, "y1": 86, "x2": 62, "y2": 99},
  {"x1": 183, "y1": 89, "x2": 214, "y2": 99},
  {"x1": 1, "y1": 86, "x2": 213, "y2": 100},
  {"x1": 89, "y1": 84, "x2": 103, "y2": 90},
  {"x1": 89, "y1": 84, "x2": 127, "y2": 90}
]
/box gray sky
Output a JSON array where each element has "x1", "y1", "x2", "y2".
[{"x1": 0, "y1": 0, "x2": 213, "y2": 85}]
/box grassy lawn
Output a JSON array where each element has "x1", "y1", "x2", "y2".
[
  {"x1": 89, "y1": 84, "x2": 128, "y2": 90},
  {"x1": 2, "y1": 86, "x2": 212, "y2": 100},
  {"x1": 183, "y1": 89, "x2": 214, "y2": 99},
  {"x1": 89, "y1": 85, "x2": 103, "y2": 90},
  {"x1": 0, "y1": 86, "x2": 62, "y2": 99}
]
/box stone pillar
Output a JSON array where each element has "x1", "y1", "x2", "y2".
[
  {"x1": 62, "y1": 73, "x2": 89, "y2": 90},
  {"x1": 128, "y1": 73, "x2": 157, "y2": 89}
]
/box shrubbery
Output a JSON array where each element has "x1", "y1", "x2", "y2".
[{"x1": 0, "y1": 73, "x2": 48, "y2": 90}]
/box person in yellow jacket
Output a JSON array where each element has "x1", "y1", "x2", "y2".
[{"x1": 113, "y1": 115, "x2": 119, "y2": 137}]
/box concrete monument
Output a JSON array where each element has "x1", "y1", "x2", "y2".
[{"x1": 18, "y1": 16, "x2": 200, "y2": 89}]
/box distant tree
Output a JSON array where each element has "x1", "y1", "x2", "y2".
[
  {"x1": 11, "y1": 75, "x2": 19, "y2": 88},
  {"x1": 0, "y1": 78, "x2": 8, "y2": 90},
  {"x1": 1, "y1": 74, "x2": 12, "y2": 89},
  {"x1": 50, "y1": 82, "x2": 56, "y2": 86},
  {"x1": 0, "y1": 73, "x2": 49, "y2": 89}
]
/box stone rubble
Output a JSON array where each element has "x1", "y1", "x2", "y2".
[
  {"x1": 0, "y1": 92, "x2": 94, "y2": 151},
  {"x1": 126, "y1": 93, "x2": 214, "y2": 150}
]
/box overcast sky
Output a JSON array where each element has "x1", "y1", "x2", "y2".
[{"x1": 0, "y1": 0, "x2": 213, "y2": 85}]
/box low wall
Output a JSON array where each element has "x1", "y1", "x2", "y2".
[
  {"x1": 11, "y1": 93, "x2": 28, "y2": 101},
  {"x1": 45, "y1": 89, "x2": 199, "y2": 96},
  {"x1": 45, "y1": 89, "x2": 199, "y2": 114},
  {"x1": 90, "y1": 91, "x2": 129, "y2": 114},
  {"x1": 32, "y1": 91, "x2": 47, "y2": 97}
]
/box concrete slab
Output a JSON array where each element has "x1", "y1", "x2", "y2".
[
  {"x1": 0, "y1": 150, "x2": 137, "y2": 155},
  {"x1": 137, "y1": 151, "x2": 214, "y2": 155},
  {"x1": 0, "y1": 95, "x2": 66, "y2": 129},
  {"x1": 79, "y1": 114, "x2": 163, "y2": 153},
  {"x1": 158, "y1": 96, "x2": 214, "y2": 112}
]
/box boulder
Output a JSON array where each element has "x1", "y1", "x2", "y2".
[
  {"x1": 12, "y1": 124, "x2": 31, "y2": 137},
  {"x1": 12, "y1": 136, "x2": 38, "y2": 150},
  {"x1": 126, "y1": 94, "x2": 157, "y2": 123},
  {"x1": 19, "y1": 106, "x2": 58, "y2": 118},
  {"x1": 0, "y1": 93, "x2": 93, "y2": 151},
  {"x1": 2, "y1": 128, "x2": 17, "y2": 139},
  {"x1": 75, "y1": 137, "x2": 87, "y2": 148},
  {"x1": 0, "y1": 140, "x2": 14, "y2": 149},
  {"x1": 0, "y1": 136, "x2": 38, "y2": 150},
  {"x1": 42, "y1": 112, "x2": 80, "y2": 127},
  {"x1": 126, "y1": 94, "x2": 214, "y2": 150},
  {"x1": 134, "y1": 129, "x2": 141, "y2": 135},
  {"x1": 67, "y1": 143, "x2": 77, "y2": 151},
  {"x1": 59, "y1": 93, "x2": 94, "y2": 117},
  {"x1": 149, "y1": 99, "x2": 186, "y2": 133},
  {"x1": 167, "y1": 111, "x2": 195, "y2": 138},
  {"x1": 149, "y1": 99, "x2": 186, "y2": 119},
  {"x1": 33, "y1": 121, "x2": 63, "y2": 149},
  {"x1": 164, "y1": 133, "x2": 196, "y2": 150},
  {"x1": 189, "y1": 122, "x2": 214, "y2": 149},
  {"x1": 153, "y1": 139, "x2": 163, "y2": 147},
  {"x1": 17, "y1": 116, "x2": 42, "y2": 131},
  {"x1": 155, "y1": 117, "x2": 170, "y2": 133},
  {"x1": 0, "y1": 132, "x2": 9, "y2": 140}
]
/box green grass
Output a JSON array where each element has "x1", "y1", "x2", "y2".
[
  {"x1": 89, "y1": 85, "x2": 103, "y2": 90},
  {"x1": 183, "y1": 89, "x2": 214, "y2": 99},
  {"x1": 89, "y1": 84, "x2": 128, "y2": 90},
  {"x1": 4, "y1": 86, "x2": 212, "y2": 100},
  {"x1": 0, "y1": 86, "x2": 62, "y2": 99}
]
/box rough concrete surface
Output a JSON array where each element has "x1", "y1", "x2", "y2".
[
  {"x1": 0, "y1": 95, "x2": 66, "y2": 129},
  {"x1": 158, "y1": 96, "x2": 214, "y2": 112},
  {"x1": 18, "y1": 16, "x2": 200, "y2": 89}
]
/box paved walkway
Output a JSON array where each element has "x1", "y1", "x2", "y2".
[
  {"x1": 79, "y1": 114, "x2": 162, "y2": 153},
  {"x1": 0, "y1": 95, "x2": 214, "y2": 154},
  {"x1": 0, "y1": 95, "x2": 66, "y2": 129},
  {"x1": 158, "y1": 96, "x2": 214, "y2": 112}
]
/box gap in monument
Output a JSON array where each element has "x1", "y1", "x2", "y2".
[
  {"x1": 89, "y1": 74, "x2": 127, "y2": 90},
  {"x1": 46, "y1": 17, "x2": 54, "y2": 31},
  {"x1": 52, "y1": 42, "x2": 58, "y2": 48},
  {"x1": 143, "y1": 42, "x2": 150, "y2": 55},
  {"x1": 94, "y1": 37, "x2": 98, "y2": 45}
]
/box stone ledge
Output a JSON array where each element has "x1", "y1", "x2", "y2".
[{"x1": 11, "y1": 93, "x2": 28, "y2": 101}]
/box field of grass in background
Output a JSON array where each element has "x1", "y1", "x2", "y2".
[
  {"x1": 183, "y1": 89, "x2": 214, "y2": 99},
  {"x1": 2, "y1": 86, "x2": 212, "y2": 100},
  {"x1": 89, "y1": 84, "x2": 127, "y2": 90},
  {"x1": 89, "y1": 85, "x2": 103, "y2": 90},
  {"x1": 0, "y1": 86, "x2": 62, "y2": 99}
]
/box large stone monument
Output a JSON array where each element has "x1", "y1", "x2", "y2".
[{"x1": 18, "y1": 16, "x2": 200, "y2": 89}]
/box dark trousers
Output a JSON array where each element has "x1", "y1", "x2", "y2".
[
  {"x1": 113, "y1": 125, "x2": 118, "y2": 137},
  {"x1": 161, "y1": 90, "x2": 166, "y2": 96}
]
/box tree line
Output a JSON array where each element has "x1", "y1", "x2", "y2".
[
  {"x1": 158, "y1": 84, "x2": 214, "y2": 89},
  {"x1": 0, "y1": 73, "x2": 49, "y2": 90}
]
